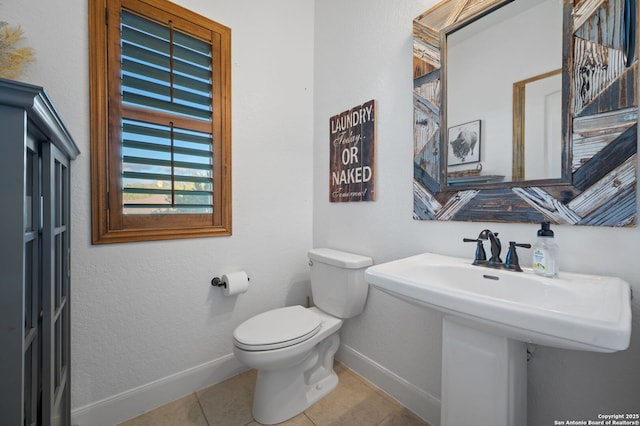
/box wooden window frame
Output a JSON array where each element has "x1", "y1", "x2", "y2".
[{"x1": 89, "y1": 0, "x2": 232, "y2": 244}]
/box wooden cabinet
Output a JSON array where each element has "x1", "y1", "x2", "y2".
[{"x1": 0, "y1": 79, "x2": 80, "y2": 425}]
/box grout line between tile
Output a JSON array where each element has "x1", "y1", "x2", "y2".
[
  {"x1": 193, "y1": 391, "x2": 210, "y2": 426},
  {"x1": 303, "y1": 413, "x2": 317, "y2": 425}
]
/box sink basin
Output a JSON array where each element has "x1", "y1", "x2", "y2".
[
  {"x1": 366, "y1": 252, "x2": 632, "y2": 425},
  {"x1": 365, "y1": 252, "x2": 632, "y2": 352}
]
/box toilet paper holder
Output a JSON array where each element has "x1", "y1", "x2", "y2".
[
  {"x1": 211, "y1": 275, "x2": 250, "y2": 288},
  {"x1": 211, "y1": 277, "x2": 225, "y2": 288}
]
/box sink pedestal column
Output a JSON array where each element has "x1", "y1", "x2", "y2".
[{"x1": 442, "y1": 317, "x2": 527, "y2": 426}]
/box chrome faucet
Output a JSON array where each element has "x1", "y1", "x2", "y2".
[{"x1": 478, "y1": 229, "x2": 502, "y2": 267}]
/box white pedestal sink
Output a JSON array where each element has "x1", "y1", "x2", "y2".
[{"x1": 365, "y1": 252, "x2": 632, "y2": 426}]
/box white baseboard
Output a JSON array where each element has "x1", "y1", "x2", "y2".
[
  {"x1": 70, "y1": 354, "x2": 246, "y2": 426},
  {"x1": 336, "y1": 344, "x2": 441, "y2": 426},
  {"x1": 71, "y1": 346, "x2": 440, "y2": 426}
]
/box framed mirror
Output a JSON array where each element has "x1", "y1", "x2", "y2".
[{"x1": 413, "y1": 0, "x2": 638, "y2": 226}]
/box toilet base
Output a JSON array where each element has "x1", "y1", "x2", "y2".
[{"x1": 252, "y1": 333, "x2": 340, "y2": 425}]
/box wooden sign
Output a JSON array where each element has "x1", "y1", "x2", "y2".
[{"x1": 329, "y1": 99, "x2": 376, "y2": 202}]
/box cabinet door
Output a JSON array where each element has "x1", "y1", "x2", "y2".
[
  {"x1": 42, "y1": 141, "x2": 71, "y2": 425},
  {"x1": 0, "y1": 105, "x2": 37, "y2": 426},
  {"x1": 23, "y1": 135, "x2": 42, "y2": 426},
  {"x1": 0, "y1": 81, "x2": 78, "y2": 426}
]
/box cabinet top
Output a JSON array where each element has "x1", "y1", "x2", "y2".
[{"x1": 0, "y1": 78, "x2": 80, "y2": 159}]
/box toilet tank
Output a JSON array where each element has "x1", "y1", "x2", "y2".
[{"x1": 308, "y1": 248, "x2": 373, "y2": 319}]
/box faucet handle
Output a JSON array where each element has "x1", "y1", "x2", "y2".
[
  {"x1": 463, "y1": 238, "x2": 487, "y2": 265},
  {"x1": 504, "y1": 241, "x2": 531, "y2": 272}
]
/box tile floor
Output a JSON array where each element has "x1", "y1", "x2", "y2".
[{"x1": 118, "y1": 363, "x2": 429, "y2": 426}]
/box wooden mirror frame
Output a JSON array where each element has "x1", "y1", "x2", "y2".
[{"x1": 413, "y1": 0, "x2": 638, "y2": 226}]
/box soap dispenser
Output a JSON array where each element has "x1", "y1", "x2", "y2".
[{"x1": 532, "y1": 222, "x2": 558, "y2": 277}]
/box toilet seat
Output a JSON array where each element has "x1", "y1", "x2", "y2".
[{"x1": 233, "y1": 305, "x2": 322, "y2": 351}]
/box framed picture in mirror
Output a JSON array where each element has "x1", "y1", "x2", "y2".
[{"x1": 448, "y1": 119, "x2": 481, "y2": 166}]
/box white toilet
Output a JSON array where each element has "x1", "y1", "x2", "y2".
[{"x1": 232, "y1": 248, "x2": 373, "y2": 425}]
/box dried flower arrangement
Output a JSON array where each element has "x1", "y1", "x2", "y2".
[{"x1": 0, "y1": 21, "x2": 35, "y2": 80}]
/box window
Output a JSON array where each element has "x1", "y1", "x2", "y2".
[{"x1": 89, "y1": 0, "x2": 231, "y2": 244}]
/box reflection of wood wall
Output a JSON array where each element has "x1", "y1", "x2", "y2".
[{"x1": 412, "y1": 0, "x2": 637, "y2": 226}]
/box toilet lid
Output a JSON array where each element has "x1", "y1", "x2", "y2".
[{"x1": 233, "y1": 305, "x2": 321, "y2": 351}]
